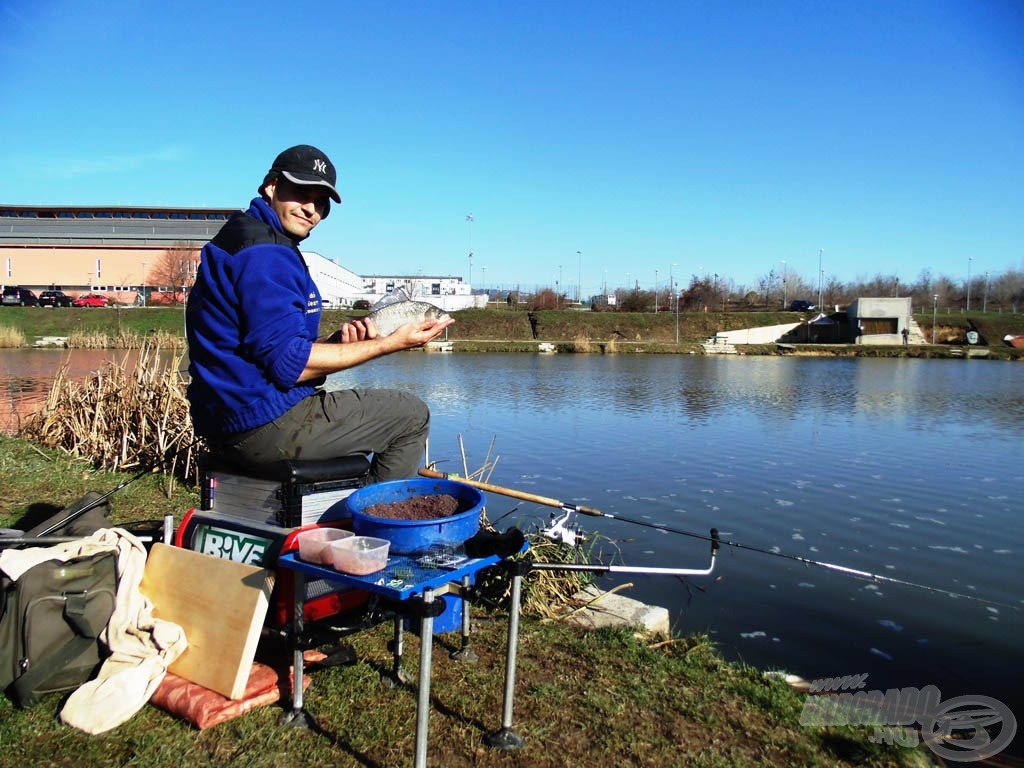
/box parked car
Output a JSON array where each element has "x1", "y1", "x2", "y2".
[
  {"x1": 38, "y1": 289, "x2": 73, "y2": 308},
  {"x1": 1, "y1": 286, "x2": 39, "y2": 306},
  {"x1": 789, "y1": 299, "x2": 815, "y2": 311},
  {"x1": 72, "y1": 293, "x2": 110, "y2": 308}
]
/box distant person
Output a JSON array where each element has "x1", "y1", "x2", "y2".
[
  {"x1": 527, "y1": 311, "x2": 539, "y2": 339},
  {"x1": 901, "y1": 327, "x2": 909, "y2": 345},
  {"x1": 186, "y1": 144, "x2": 453, "y2": 481}
]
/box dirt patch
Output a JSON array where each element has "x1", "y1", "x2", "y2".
[{"x1": 364, "y1": 493, "x2": 460, "y2": 520}]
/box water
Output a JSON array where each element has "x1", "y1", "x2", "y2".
[
  {"x1": 326, "y1": 353, "x2": 1024, "y2": 725},
  {"x1": 4, "y1": 350, "x2": 1023, "y2": 726}
]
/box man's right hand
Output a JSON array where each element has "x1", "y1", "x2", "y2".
[{"x1": 391, "y1": 316, "x2": 455, "y2": 348}]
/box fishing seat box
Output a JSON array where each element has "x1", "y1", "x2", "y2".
[
  {"x1": 176, "y1": 454, "x2": 373, "y2": 628},
  {"x1": 199, "y1": 453, "x2": 371, "y2": 528}
]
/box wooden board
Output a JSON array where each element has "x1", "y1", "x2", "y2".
[{"x1": 139, "y1": 544, "x2": 274, "y2": 699}]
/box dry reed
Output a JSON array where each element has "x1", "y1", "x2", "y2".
[
  {"x1": 18, "y1": 340, "x2": 199, "y2": 488},
  {"x1": 65, "y1": 329, "x2": 186, "y2": 349},
  {"x1": 571, "y1": 332, "x2": 592, "y2": 353},
  {"x1": 0, "y1": 325, "x2": 26, "y2": 348}
]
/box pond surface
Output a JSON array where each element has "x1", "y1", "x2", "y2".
[{"x1": 3, "y1": 349, "x2": 1023, "y2": 727}]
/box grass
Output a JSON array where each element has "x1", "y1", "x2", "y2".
[
  {"x1": 0, "y1": 304, "x2": 1020, "y2": 358},
  {"x1": 0, "y1": 437, "x2": 934, "y2": 768}
]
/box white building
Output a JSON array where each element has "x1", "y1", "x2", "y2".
[{"x1": 305, "y1": 252, "x2": 484, "y2": 312}]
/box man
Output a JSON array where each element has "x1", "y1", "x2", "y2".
[{"x1": 186, "y1": 144, "x2": 454, "y2": 482}]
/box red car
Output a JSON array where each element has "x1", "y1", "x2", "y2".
[{"x1": 72, "y1": 293, "x2": 110, "y2": 308}]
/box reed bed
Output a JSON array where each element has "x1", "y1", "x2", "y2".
[
  {"x1": 570, "y1": 332, "x2": 593, "y2": 352},
  {"x1": 0, "y1": 325, "x2": 26, "y2": 348},
  {"x1": 18, "y1": 340, "x2": 199, "y2": 488},
  {"x1": 65, "y1": 329, "x2": 186, "y2": 349}
]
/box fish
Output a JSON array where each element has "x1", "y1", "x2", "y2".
[{"x1": 365, "y1": 298, "x2": 450, "y2": 337}]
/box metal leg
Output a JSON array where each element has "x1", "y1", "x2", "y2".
[
  {"x1": 281, "y1": 573, "x2": 317, "y2": 728},
  {"x1": 414, "y1": 588, "x2": 435, "y2": 768},
  {"x1": 485, "y1": 571, "x2": 525, "y2": 749},
  {"x1": 387, "y1": 614, "x2": 411, "y2": 686},
  {"x1": 450, "y1": 575, "x2": 478, "y2": 662}
]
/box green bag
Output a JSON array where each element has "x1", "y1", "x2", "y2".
[{"x1": 0, "y1": 550, "x2": 117, "y2": 707}]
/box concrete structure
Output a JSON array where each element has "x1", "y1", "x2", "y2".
[
  {"x1": 0, "y1": 204, "x2": 480, "y2": 310},
  {"x1": 846, "y1": 297, "x2": 912, "y2": 345}
]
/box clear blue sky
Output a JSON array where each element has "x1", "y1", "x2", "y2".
[{"x1": 2, "y1": 1, "x2": 1021, "y2": 297}]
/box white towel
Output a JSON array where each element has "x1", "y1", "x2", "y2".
[{"x1": 57, "y1": 529, "x2": 187, "y2": 734}]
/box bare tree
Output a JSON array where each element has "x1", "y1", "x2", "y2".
[{"x1": 150, "y1": 242, "x2": 200, "y2": 303}]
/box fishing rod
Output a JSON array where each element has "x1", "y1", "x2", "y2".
[
  {"x1": 419, "y1": 468, "x2": 1019, "y2": 610},
  {"x1": 26, "y1": 439, "x2": 200, "y2": 540}
]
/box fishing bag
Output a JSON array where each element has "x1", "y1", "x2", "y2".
[
  {"x1": 0, "y1": 492, "x2": 118, "y2": 707},
  {"x1": 0, "y1": 550, "x2": 117, "y2": 707}
]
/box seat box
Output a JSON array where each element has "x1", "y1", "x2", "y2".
[{"x1": 200, "y1": 455, "x2": 370, "y2": 528}]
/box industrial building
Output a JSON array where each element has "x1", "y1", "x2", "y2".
[{"x1": 0, "y1": 204, "x2": 480, "y2": 310}]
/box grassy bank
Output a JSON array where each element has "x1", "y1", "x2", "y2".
[
  {"x1": 1, "y1": 304, "x2": 1021, "y2": 358},
  {"x1": 0, "y1": 437, "x2": 931, "y2": 768}
]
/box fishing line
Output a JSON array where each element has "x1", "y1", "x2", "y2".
[{"x1": 419, "y1": 467, "x2": 1020, "y2": 611}]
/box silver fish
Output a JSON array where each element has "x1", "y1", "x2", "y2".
[{"x1": 366, "y1": 299, "x2": 450, "y2": 337}]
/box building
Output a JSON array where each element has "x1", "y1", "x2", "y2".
[
  {"x1": 0, "y1": 204, "x2": 481, "y2": 310},
  {"x1": 846, "y1": 297, "x2": 912, "y2": 345}
]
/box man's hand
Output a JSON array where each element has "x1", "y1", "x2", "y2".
[
  {"x1": 322, "y1": 318, "x2": 380, "y2": 343},
  {"x1": 390, "y1": 316, "x2": 455, "y2": 348}
]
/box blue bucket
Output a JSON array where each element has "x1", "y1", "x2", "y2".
[{"x1": 345, "y1": 478, "x2": 484, "y2": 555}]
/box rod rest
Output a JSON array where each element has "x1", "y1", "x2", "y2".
[{"x1": 199, "y1": 452, "x2": 371, "y2": 483}]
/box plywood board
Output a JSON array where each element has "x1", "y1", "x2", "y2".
[{"x1": 139, "y1": 543, "x2": 274, "y2": 699}]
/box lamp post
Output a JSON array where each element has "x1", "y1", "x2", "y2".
[
  {"x1": 781, "y1": 260, "x2": 787, "y2": 308},
  {"x1": 671, "y1": 262, "x2": 679, "y2": 343},
  {"x1": 558, "y1": 265, "x2": 563, "y2": 309},
  {"x1": 654, "y1": 268, "x2": 659, "y2": 314},
  {"x1": 966, "y1": 256, "x2": 972, "y2": 311},
  {"x1": 141, "y1": 261, "x2": 146, "y2": 307},
  {"x1": 577, "y1": 250, "x2": 582, "y2": 304},
  {"x1": 817, "y1": 248, "x2": 824, "y2": 311},
  {"x1": 466, "y1": 213, "x2": 474, "y2": 287},
  {"x1": 932, "y1": 294, "x2": 939, "y2": 344},
  {"x1": 983, "y1": 271, "x2": 989, "y2": 312}
]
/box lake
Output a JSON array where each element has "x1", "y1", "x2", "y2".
[{"x1": 3, "y1": 349, "x2": 1023, "y2": 729}]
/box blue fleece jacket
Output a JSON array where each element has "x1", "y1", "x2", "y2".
[{"x1": 186, "y1": 198, "x2": 322, "y2": 438}]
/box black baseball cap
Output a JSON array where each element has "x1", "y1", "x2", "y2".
[{"x1": 260, "y1": 144, "x2": 341, "y2": 203}]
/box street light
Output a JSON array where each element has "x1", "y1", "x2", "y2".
[
  {"x1": 984, "y1": 271, "x2": 989, "y2": 312},
  {"x1": 817, "y1": 248, "x2": 824, "y2": 311},
  {"x1": 932, "y1": 294, "x2": 939, "y2": 344},
  {"x1": 966, "y1": 256, "x2": 972, "y2": 311},
  {"x1": 141, "y1": 261, "x2": 146, "y2": 308},
  {"x1": 671, "y1": 262, "x2": 679, "y2": 343},
  {"x1": 466, "y1": 213, "x2": 474, "y2": 287},
  {"x1": 577, "y1": 250, "x2": 582, "y2": 304},
  {"x1": 654, "y1": 268, "x2": 659, "y2": 314},
  {"x1": 781, "y1": 260, "x2": 787, "y2": 308}
]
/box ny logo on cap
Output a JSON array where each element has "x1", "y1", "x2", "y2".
[{"x1": 313, "y1": 159, "x2": 327, "y2": 175}]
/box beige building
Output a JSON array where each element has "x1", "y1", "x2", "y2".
[
  {"x1": 1, "y1": 204, "x2": 234, "y2": 304},
  {"x1": 1, "y1": 204, "x2": 480, "y2": 310}
]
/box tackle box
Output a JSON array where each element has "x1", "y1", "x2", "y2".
[
  {"x1": 200, "y1": 454, "x2": 371, "y2": 528},
  {"x1": 176, "y1": 509, "x2": 370, "y2": 628}
]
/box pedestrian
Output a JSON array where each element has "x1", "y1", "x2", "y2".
[
  {"x1": 185, "y1": 144, "x2": 454, "y2": 482},
  {"x1": 901, "y1": 327, "x2": 909, "y2": 345},
  {"x1": 527, "y1": 311, "x2": 539, "y2": 339}
]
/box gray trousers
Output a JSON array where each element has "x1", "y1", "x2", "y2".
[{"x1": 207, "y1": 388, "x2": 430, "y2": 483}]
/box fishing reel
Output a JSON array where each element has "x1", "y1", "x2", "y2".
[{"x1": 542, "y1": 508, "x2": 587, "y2": 548}]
